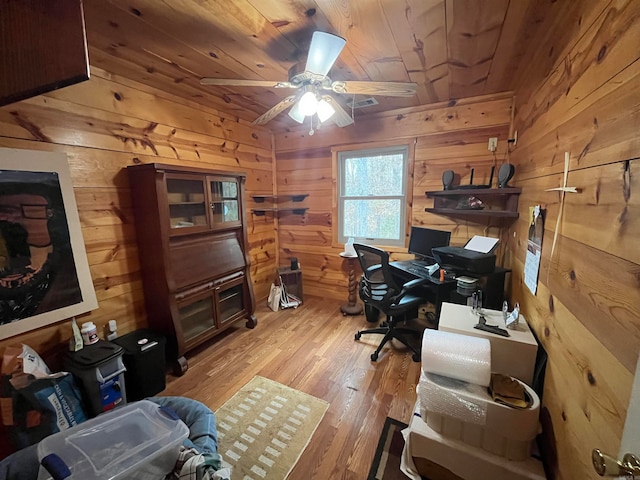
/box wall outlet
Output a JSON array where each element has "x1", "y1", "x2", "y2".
[{"x1": 488, "y1": 137, "x2": 498, "y2": 152}]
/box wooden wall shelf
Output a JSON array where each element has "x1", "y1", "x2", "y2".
[
  {"x1": 251, "y1": 193, "x2": 308, "y2": 216},
  {"x1": 252, "y1": 194, "x2": 309, "y2": 203},
  {"x1": 425, "y1": 187, "x2": 521, "y2": 226},
  {"x1": 251, "y1": 207, "x2": 308, "y2": 216}
]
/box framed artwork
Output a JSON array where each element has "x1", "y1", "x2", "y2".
[
  {"x1": 524, "y1": 205, "x2": 545, "y2": 295},
  {"x1": 0, "y1": 148, "x2": 97, "y2": 339}
]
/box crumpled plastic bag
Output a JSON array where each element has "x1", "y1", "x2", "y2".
[
  {"x1": 1, "y1": 344, "x2": 87, "y2": 449},
  {"x1": 6, "y1": 345, "x2": 66, "y2": 390}
]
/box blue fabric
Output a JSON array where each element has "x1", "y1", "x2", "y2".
[
  {"x1": 147, "y1": 396, "x2": 218, "y2": 454},
  {"x1": 0, "y1": 396, "x2": 218, "y2": 480},
  {"x1": 0, "y1": 444, "x2": 38, "y2": 480}
]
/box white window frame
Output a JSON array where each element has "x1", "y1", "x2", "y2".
[{"x1": 336, "y1": 144, "x2": 410, "y2": 248}]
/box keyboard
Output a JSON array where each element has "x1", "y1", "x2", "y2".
[{"x1": 405, "y1": 265, "x2": 433, "y2": 277}]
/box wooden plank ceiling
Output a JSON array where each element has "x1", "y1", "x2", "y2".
[{"x1": 83, "y1": 0, "x2": 543, "y2": 132}]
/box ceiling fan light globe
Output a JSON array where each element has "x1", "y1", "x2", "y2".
[
  {"x1": 317, "y1": 99, "x2": 335, "y2": 122},
  {"x1": 299, "y1": 91, "x2": 319, "y2": 116},
  {"x1": 305, "y1": 31, "x2": 346, "y2": 76},
  {"x1": 288, "y1": 102, "x2": 305, "y2": 123}
]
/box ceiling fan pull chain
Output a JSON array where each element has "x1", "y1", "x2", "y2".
[
  {"x1": 351, "y1": 93, "x2": 356, "y2": 124},
  {"x1": 308, "y1": 115, "x2": 315, "y2": 136}
]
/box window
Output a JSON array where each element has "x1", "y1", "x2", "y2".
[{"x1": 337, "y1": 145, "x2": 410, "y2": 247}]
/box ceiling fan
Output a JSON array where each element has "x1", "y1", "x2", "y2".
[{"x1": 200, "y1": 31, "x2": 417, "y2": 129}]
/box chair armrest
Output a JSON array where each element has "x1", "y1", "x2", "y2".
[
  {"x1": 364, "y1": 264, "x2": 383, "y2": 275},
  {"x1": 392, "y1": 277, "x2": 432, "y2": 303},
  {"x1": 403, "y1": 276, "x2": 432, "y2": 290}
]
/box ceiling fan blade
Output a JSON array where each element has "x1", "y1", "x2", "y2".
[
  {"x1": 200, "y1": 78, "x2": 294, "y2": 88},
  {"x1": 321, "y1": 95, "x2": 354, "y2": 128},
  {"x1": 305, "y1": 32, "x2": 346, "y2": 77},
  {"x1": 331, "y1": 80, "x2": 417, "y2": 97},
  {"x1": 252, "y1": 95, "x2": 297, "y2": 125},
  {"x1": 288, "y1": 101, "x2": 305, "y2": 124}
]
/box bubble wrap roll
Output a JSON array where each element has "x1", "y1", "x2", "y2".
[
  {"x1": 418, "y1": 371, "x2": 488, "y2": 425},
  {"x1": 421, "y1": 329, "x2": 491, "y2": 386}
]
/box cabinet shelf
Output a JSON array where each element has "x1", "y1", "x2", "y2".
[
  {"x1": 220, "y1": 291, "x2": 241, "y2": 302},
  {"x1": 179, "y1": 303, "x2": 212, "y2": 317},
  {"x1": 169, "y1": 201, "x2": 206, "y2": 206},
  {"x1": 425, "y1": 188, "x2": 520, "y2": 226},
  {"x1": 183, "y1": 322, "x2": 216, "y2": 342}
]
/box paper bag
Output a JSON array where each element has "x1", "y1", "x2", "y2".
[{"x1": 268, "y1": 283, "x2": 282, "y2": 311}]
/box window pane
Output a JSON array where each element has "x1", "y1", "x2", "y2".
[
  {"x1": 210, "y1": 180, "x2": 238, "y2": 198},
  {"x1": 223, "y1": 200, "x2": 239, "y2": 222},
  {"x1": 221, "y1": 181, "x2": 237, "y2": 198},
  {"x1": 343, "y1": 199, "x2": 401, "y2": 240},
  {"x1": 343, "y1": 154, "x2": 404, "y2": 196}
]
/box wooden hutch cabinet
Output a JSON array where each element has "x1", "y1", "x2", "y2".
[{"x1": 127, "y1": 163, "x2": 257, "y2": 375}]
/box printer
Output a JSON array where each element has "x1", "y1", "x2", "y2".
[{"x1": 432, "y1": 235, "x2": 498, "y2": 274}]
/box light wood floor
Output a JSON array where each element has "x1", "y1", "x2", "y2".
[{"x1": 163, "y1": 296, "x2": 423, "y2": 479}]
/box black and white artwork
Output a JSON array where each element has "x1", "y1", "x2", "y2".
[{"x1": 0, "y1": 148, "x2": 97, "y2": 339}]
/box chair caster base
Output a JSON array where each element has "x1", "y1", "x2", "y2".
[
  {"x1": 355, "y1": 332, "x2": 362, "y2": 340},
  {"x1": 412, "y1": 353, "x2": 421, "y2": 362},
  {"x1": 371, "y1": 352, "x2": 379, "y2": 361}
]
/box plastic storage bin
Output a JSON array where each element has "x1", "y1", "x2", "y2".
[
  {"x1": 112, "y1": 329, "x2": 166, "y2": 401},
  {"x1": 64, "y1": 340, "x2": 127, "y2": 417},
  {"x1": 37, "y1": 399, "x2": 189, "y2": 480}
]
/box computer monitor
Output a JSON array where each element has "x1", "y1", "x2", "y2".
[{"x1": 408, "y1": 226, "x2": 451, "y2": 262}]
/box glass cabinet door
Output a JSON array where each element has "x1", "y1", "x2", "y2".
[
  {"x1": 209, "y1": 177, "x2": 240, "y2": 227},
  {"x1": 177, "y1": 295, "x2": 216, "y2": 342},
  {"x1": 166, "y1": 175, "x2": 208, "y2": 232},
  {"x1": 217, "y1": 281, "x2": 244, "y2": 326}
]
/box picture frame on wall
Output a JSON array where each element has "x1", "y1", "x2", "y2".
[{"x1": 0, "y1": 148, "x2": 97, "y2": 339}]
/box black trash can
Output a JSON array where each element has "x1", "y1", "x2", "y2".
[
  {"x1": 64, "y1": 340, "x2": 127, "y2": 417},
  {"x1": 112, "y1": 329, "x2": 166, "y2": 401}
]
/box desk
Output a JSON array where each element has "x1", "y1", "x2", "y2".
[
  {"x1": 448, "y1": 267, "x2": 510, "y2": 310},
  {"x1": 392, "y1": 261, "x2": 510, "y2": 317},
  {"x1": 390, "y1": 261, "x2": 456, "y2": 323}
]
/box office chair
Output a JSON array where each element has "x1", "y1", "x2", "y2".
[{"x1": 353, "y1": 243, "x2": 431, "y2": 362}]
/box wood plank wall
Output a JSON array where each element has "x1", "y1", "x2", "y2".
[
  {"x1": 273, "y1": 92, "x2": 513, "y2": 301},
  {"x1": 274, "y1": 3, "x2": 640, "y2": 477},
  {"x1": 506, "y1": 1, "x2": 640, "y2": 478},
  {"x1": 0, "y1": 68, "x2": 277, "y2": 358},
  {"x1": 0, "y1": 4, "x2": 635, "y2": 477}
]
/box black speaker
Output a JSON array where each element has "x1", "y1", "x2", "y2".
[
  {"x1": 442, "y1": 170, "x2": 454, "y2": 190},
  {"x1": 498, "y1": 163, "x2": 515, "y2": 188}
]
